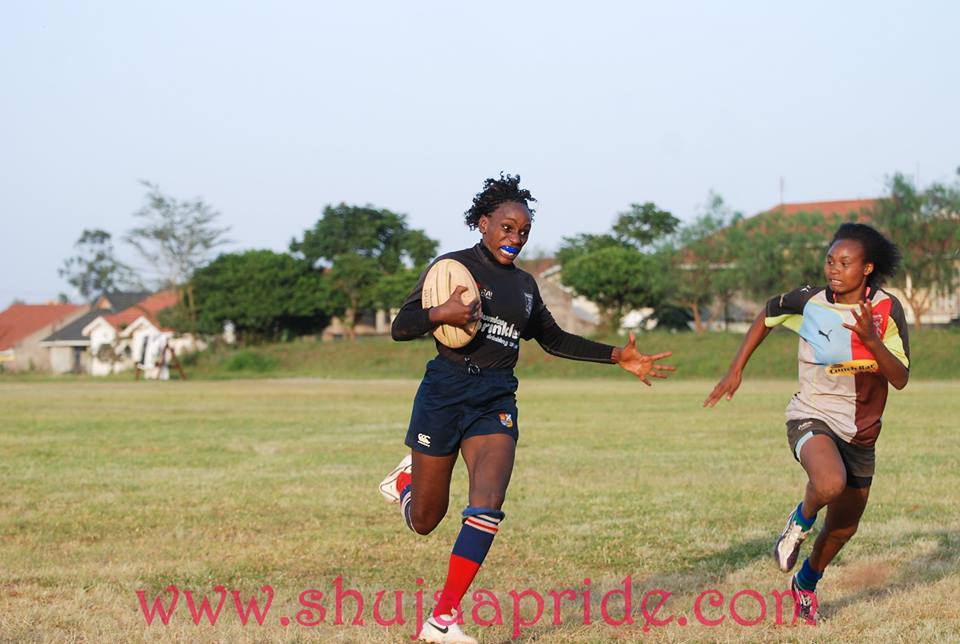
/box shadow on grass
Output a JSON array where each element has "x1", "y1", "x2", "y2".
[
  {"x1": 633, "y1": 535, "x2": 775, "y2": 592},
  {"x1": 821, "y1": 529, "x2": 960, "y2": 616}
]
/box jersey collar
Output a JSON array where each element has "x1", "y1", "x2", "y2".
[{"x1": 825, "y1": 285, "x2": 878, "y2": 305}]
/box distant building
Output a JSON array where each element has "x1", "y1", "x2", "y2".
[
  {"x1": 40, "y1": 291, "x2": 153, "y2": 374},
  {"x1": 0, "y1": 303, "x2": 88, "y2": 372},
  {"x1": 519, "y1": 258, "x2": 605, "y2": 335},
  {"x1": 40, "y1": 290, "x2": 204, "y2": 376},
  {"x1": 321, "y1": 309, "x2": 391, "y2": 341}
]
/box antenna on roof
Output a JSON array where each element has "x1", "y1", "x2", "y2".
[{"x1": 779, "y1": 177, "x2": 785, "y2": 206}]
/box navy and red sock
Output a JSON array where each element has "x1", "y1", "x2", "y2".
[{"x1": 433, "y1": 507, "x2": 504, "y2": 619}]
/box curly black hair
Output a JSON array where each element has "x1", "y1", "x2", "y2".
[
  {"x1": 464, "y1": 173, "x2": 537, "y2": 230},
  {"x1": 830, "y1": 223, "x2": 901, "y2": 288}
]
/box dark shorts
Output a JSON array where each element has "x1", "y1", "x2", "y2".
[
  {"x1": 404, "y1": 357, "x2": 520, "y2": 457},
  {"x1": 786, "y1": 418, "x2": 875, "y2": 488}
]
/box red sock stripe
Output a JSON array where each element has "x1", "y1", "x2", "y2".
[
  {"x1": 464, "y1": 516, "x2": 499, "y2": 535},
  {"x1": 396, "y1": 471, "x2": 411, "y2": 496}
]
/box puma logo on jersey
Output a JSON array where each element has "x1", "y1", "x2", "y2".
[{"x1": 818, "y1": 329, "x2": 832, "y2": 341}]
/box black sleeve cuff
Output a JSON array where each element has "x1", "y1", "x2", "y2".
[{"x1": 391, "y1": 306, "x2": 433, "y2": 341}]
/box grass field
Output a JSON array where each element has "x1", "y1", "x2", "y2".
[{"x1": 1, "y1": 378, "x2": 958, "y2": 642}]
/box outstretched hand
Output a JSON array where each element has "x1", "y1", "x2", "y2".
[
  {"x1": 615, "y1": 331, "x2": 675, "y2": 386},
  {"x1": 703, "y1": 369, "x2": 742, "y2": 407},
  {"x1": 842, "y1": 300, "x2": 879, "y2": 344}
]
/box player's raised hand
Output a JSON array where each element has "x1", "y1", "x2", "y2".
[
  {"x1": 615, "y1": 331, "x2": 675, "y2": 386},
  {"x1": 703, "y1": 369, "x2": 742, "y2": 407},
  {"x1": 429, "y1": 285, "x2": 481, "y2": 328},
  {"x1": 842, "y1": 300, "x2": 879, "y2": 344}
]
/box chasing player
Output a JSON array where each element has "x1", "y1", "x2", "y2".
[
  {"x1": 380, "y1": 173, "x2": 676, "y2": 642},
  {"x1": 704, "y1": 223, "x2": 909, "y2": 623}
]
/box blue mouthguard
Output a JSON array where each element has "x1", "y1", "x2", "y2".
[{"x1": 500, "y1": 245, "x2": 519, "y2": 254}]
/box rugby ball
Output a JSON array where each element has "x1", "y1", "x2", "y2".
[{"x1": 421, "y1": 259, "x2": 481, "y2": 348}]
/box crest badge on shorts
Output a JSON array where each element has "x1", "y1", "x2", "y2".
[{"x1": 498, "y1": 412, "x2": 513, "y2": 429}]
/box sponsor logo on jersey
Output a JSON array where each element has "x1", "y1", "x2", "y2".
[
  {"x1": 523, "y1": 292, "x2": 533, "y2": 316},
  {"x1": 479, "y1": 314, "x2": 520, "y2": 341},
  {"x1": 480, "y1": 286, "x2": 494, "y2": 300},
  {"x1": 826, "y1": 360, "x2": 879, "y2": 376},
  {"x1": 817, "y1": 329, "x2": 833, "y2": 342},
  {"x1": 498, "y1": 412, "x2": 513, "y2": 428},
  {"x1": 417, "y1": 433, "x2": 431, "y2": 447}
]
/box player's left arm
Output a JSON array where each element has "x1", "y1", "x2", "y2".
[
  {"x1": 843, "y1": 300, "x2": 909, "y2": 389},
  {"x1": 526, "y1": 286, "x2": 675, "y2": 385}
]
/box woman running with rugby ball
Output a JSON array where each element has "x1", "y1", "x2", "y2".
[
  {"x1": 705, "y1": 223, "x2": 909, "y2": 623},
  {"x1": 380, "y1": 173, "x2": 675, "y2": 643}
]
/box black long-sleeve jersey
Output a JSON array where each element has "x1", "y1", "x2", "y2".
[{"x1": 392, "y1": 243, "x2": 616, "y2": 370}]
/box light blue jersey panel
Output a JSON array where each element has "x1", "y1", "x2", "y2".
[{"x1": 797, "y1": 301, "x2": 852, "y2": 365}]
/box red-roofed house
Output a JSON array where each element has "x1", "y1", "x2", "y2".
[
  {"x1": 0, "y1": 303, "x2": 89, "y2": 372},
  {"x1": 761, "y1": 199, "x2": 880, "y2": 219},
  {"x1": 79, "y1": 290, "x2": 202, "y2": 376}
]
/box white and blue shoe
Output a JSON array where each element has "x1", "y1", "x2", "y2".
[
  {"x1": 774, "y1": 507, "x2": 813, "y2": 572},
  {"x1": 378, "y1": 454, "x2": 412, "y2": 504},
  {"x1": 790, "y1": 574, "x2": 819, "y2": 624}
]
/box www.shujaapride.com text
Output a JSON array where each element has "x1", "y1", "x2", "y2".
[{"x1": 137, "y1": 576, "x2": 817, "y2": 637}]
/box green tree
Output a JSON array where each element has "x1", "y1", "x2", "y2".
[
  {"x1": 373, "y1": 268, "x2": 421, "y2": 311},
  {"x1": 555, "y1": 233, "x2": 626, "y2": 266},
  {"x1": 291, "y1": 204, "x2": 438, "y2": 338},
  {"x1": 670, "y1": 193, "x2": 743, "y2": 332},
  {"x1": 561, "y1": 246, "x2": 669, "y2": 331},
  {"x1": 125, "y1": 181, "x2": 231, "y2": 323},
  {"x1": 613, "y1": 202, "x2": 681, "y2": 249},
  {"x1": 731, "y1": 208, "x2": 852, "y2": 301},
  {"x1": 290, "y1": 204, "x2": 436, "y2": 272},
  {"x1": 558, "y1": 203, "x2": 679, "y2": 331},
  {"x1": 186, "y1": 250, "x2": 329, "y2": 343},
  {"x1": 58, "y1": 229, "x2": 141, "y2": 300},
  {"x1": 869, "y1": 171, "x2": 960, "y2": 328},
  {"x1": 322, "y1": 254, "x2": 381, "y2": 340}
]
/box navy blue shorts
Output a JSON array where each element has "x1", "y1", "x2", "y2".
[{"x1": 404, "y1": 357, "x2": 519, "y2": 456}]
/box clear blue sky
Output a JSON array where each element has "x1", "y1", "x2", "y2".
[{"x1": 3, "y1": 1, "x2": 958, "y2": 303}]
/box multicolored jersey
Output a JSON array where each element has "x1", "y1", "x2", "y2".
[{"x1": 764, "y1": 285, "x2": 910, "y2": 447}]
